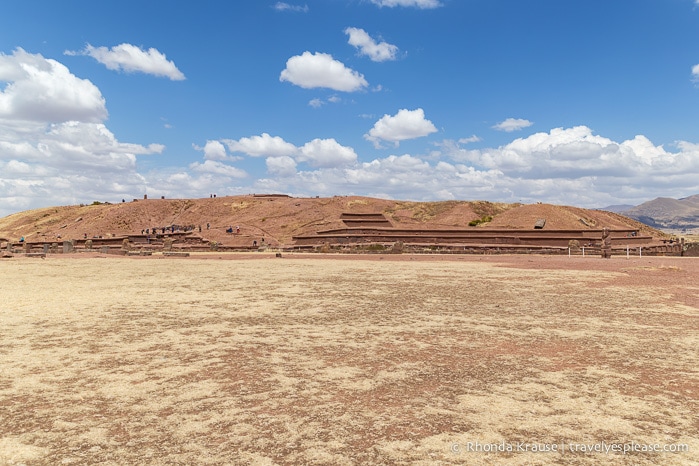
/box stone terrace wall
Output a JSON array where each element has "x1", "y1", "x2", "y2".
[{"x1": 685, "y1": 242, "x2": 699, "y2": 257}]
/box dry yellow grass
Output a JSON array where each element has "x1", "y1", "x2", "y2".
[{"x1": 0, "y1": 255, "x2": 697, "y2": 465}]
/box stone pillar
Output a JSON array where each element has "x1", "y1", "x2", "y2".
[
  {"x1": 568, "y1": 239, "x2": 581, "y2": 254},
  {"x1": 43, "y1": 244, "x2": 49, "y2": 254},
  {"x1": 122, "y1": 238, "x2": 130, "y2": 251},
  {"x1": 63, "y1": 240, "x2": 74, "y2": 253},
  {"x1": 601, "y1": 228, "x2": 612, "y2": 259}
]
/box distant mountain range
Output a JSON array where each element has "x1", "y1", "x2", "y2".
[
  {"x1": 604, "y1": 194, "x2": 699, "y2": 231},
  {"x1": 600, "y1": 204, "x2": 635, "y2": 214}
]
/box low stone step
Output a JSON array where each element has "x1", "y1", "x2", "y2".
[{"x1": 127, "y1": 250, "x2": 153, "y2": 256}]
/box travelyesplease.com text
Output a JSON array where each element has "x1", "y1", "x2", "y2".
[{"x1": 451, "y1": 440, "x2": 689, "y2": 455}]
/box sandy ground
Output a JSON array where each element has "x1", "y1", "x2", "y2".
[{"x1": 0, "y1": 253, "x2": 697, "y2": 465}]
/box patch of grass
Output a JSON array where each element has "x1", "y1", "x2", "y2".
[
  {"x1": 389, "y1": 201, "x2": 460, "y2": 222},
  {"x1": 469, "y1": 215, "x2": 493, "y2": 227},
  {"x1": 230, "y1": 201, "x2": 251, "y2": 211},
  {"x1": 470, "y1": 200, "x2": 516, "y2": 218},
  {"x1": 346, "y1": 200, "x2": 368, "y2": 208}
]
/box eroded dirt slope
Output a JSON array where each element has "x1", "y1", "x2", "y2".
[{"x1": 0, "y1": 195, "x2": 662, "y2": 246}]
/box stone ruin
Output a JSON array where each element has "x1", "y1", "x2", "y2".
[
  {"x1": 390, "y1": 241, "x2": 404, "y2": 254},
  {"x1": 163, "y1": 237, "x2": 174, "y2": 251},
  {"x1": 601, "y1": 228, "x2": 612, "y2": 258},
  {"x1": 568, "y1": 239, "x2": 581, "y2": 254}
]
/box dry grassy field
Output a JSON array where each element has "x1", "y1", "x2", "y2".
[{"x1": 1, "y1": 254, "x2": 697, "y2": 465}]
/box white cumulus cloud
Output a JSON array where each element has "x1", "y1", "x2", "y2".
[
  {"x1": 189, "y1": 160, "x2": 247, "y2": 178},
  {"x1": 308, "y1": 98, "x2": 324, "y2": 108},
  {"x1": 298, "y1": 138, "x2": 358, "y2": 168},
  {"x1": 457, "y1": 135, "x2": 481, "y2": 144},
  {"x1": 345, "y1": 27, "x2": 399, "y2": 62},
  {"x1": 365, "y1": 108, "x2": 437, "y2": 148},
  {"x1": 194, "y1": 140, "x2": 228, "y2": 161},
  {"x1": 280, "y1": 51, "x2": 368, "y2": 92},
  {"x1": 0, "y1": 120, "x2": 160, "y2": 214},
  {"x1": 213, "y1": 133, "x2": 357, "y2": 172},
  {"x1": 224, "y1": 133, "x2": 298, "y2": 157},
  {"x1": 66, "y1": 43, "x2": 185, "y2": 81},
  {"x1": 0, "y1": 50, "x2": 168, "y2": 216},
  {"x1": 266, "y1": 156, "x2": 298, "y2": 177},
  {"x1": 0, "y1": 48, "x2": 107, "y2": 123},
  {"x1": 492, "y1": 118, "x2": 533, "y2": 132},
  {"x1": 42, "y1": 121, "x2": 163, "y2": 171},
  {"x1": 434, "y1": 125, "x2": 699, "y2": 206}
]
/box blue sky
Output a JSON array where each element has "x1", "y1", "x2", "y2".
[{"x1": 2, "y1": 0, "x2": 699, "y2": 217}]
